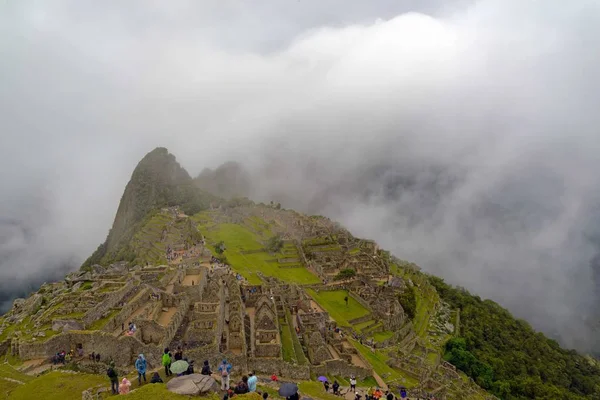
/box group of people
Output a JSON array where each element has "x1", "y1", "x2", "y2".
[{"x1": 323, "y1": 378, "x2": 409, "y2": 400}]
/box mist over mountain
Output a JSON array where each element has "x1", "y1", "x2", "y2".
[{"x1": 2, "y1": 0, "x2": 600, "y2": 353}]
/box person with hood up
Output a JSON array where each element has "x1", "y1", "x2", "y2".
[
  {"x1": 150, "y1": 372, "x2": 163, "y2": 384},
  {"x1": 218, "y1": 359, "x2": 232, "y2": 390},
  {"x1": 201, "y1": 360, "x2": 212, "y2": 375},
  {"x1": 332, "y1": 380, "x2": 340, "y2": 395},
  {"x1": 162, "y1": 348, "x2": 172, "y2": 377},
  {"x1": 119, "y1": 377, "x2": 131, "y2": 394},
  {"x1": 135, "y1": 354, "x2": 147, "y2": 385},
  {"x1": 106, "y1": 361, "x2": 119, "y2": 394}
]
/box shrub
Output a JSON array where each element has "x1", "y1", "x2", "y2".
[
  {"x1": 398, "y1": 286, "x2": 416, "y2": 320},
  {"x1": 335, "y1": 268, "x2": 356, "y2": 280},
  {"x1": 266, "y1": 235, "x2": 284, "y2": 253}
]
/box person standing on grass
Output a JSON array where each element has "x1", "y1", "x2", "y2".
[
  {"x1": 247, "y1": 372, "x2": 257, "y2": 392},
  {"x1": 135, "y1": 354, "x2": 147, "y2": 385},
  {"x1": 163, "y1": 348, "x2": 172, "y2": 376},
  {"x1": 218, "y1": 359, "x2": 232, "y2": 390},
  {"x1": 106, "y1": 361, "x2": 119, "y2": 394}
]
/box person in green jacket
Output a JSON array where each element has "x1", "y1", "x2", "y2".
[{"x1": 162, "y1": 348, "x2": 172, "y2": 376}]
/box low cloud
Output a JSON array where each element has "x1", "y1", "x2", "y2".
[{"x1": 2, "y1": 0, "x2": 600, "y2": 351}]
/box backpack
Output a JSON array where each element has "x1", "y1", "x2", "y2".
[
  {"x1": 221, "y1": 367, "x2": 229, "y2": 377},
  {"x1": 107, "y1": 367, "x2": 117, "y2": 379}
]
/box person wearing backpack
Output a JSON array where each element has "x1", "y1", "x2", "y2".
[
  {"x1": 162, "y1": 348, "x2": 172, "y2": 377},
  {"x1": 106, "y1": 361, "x2": 119, "y2": 394},
  {"x1": 218, "y1": 359, "x2": 232, "y2": 390}
]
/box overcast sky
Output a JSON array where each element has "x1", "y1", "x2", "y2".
[{"x1": 2, "y1": 0, "x2": 600, "y2": 351}]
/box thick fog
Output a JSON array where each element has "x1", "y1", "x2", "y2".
[{"x1": 2, "y1": 0, "x2": 600, "y2": 351}]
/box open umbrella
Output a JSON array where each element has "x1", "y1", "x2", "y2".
[
  {"x1": 170, "y1": 360, "x2": 189, "y2": 375},
  {"x1": 279, "y1": 382, "x2": 299, "y2": 397},
  {"x1": 317, "y1": 376, "x2": 328, "y2": 382}
]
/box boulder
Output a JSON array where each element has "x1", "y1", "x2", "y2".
[{"x1": 167, "y1": 374, "x2": 219, "y2": 396}]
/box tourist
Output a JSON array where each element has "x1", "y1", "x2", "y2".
[
  {"x1": 95, "y1": 353, "x2": 100, "y2": 363},
  {"x1": 262, "y1": 393, "x2": 269, "y2": 400},
  {"x1": 354, "y1": 392, "x2": 362, "y2": 400},
  {"x1": 333, "y1": 380, "x2": 340, "y2": 395},
  {"x1": 201, "y1": 360, "x2": 212, "y2": 375},
  {"x1": 324, "y1": 381, "x2": 330, "y2": 392},
  {"x1": 372, "y1": 387, "x2": 383, "y2": 399},
  {"x1": 270, "y1": 374, "x2": 278, "y2": 382},
  {"x1": 150, "y1": 372, "x2": 163, "y2": 384},
  {"x1": 234, "y1": 375, "x2": 249, "y2": 394},
  {"x1": 218, "y1": 359, "x2": 232, "y2": 390},
  {"x1": 185, "y1": 359, "x2": 195, "y2": 375},
  {"x1": 119, "y1": 377, "x2": 131, "y2": 394},
  {"x1": 174, "y1": 346, "x2": 183, "y2": 361},
  {"x1": 385, "y1": 391, "x2": 394, "y2": 400},
  {"x1": 89, "y1": 352, "x2": 95, "y2": 362},
  {"x1": 77, "y1": 347, "x2": 84, "y2": 358},
  {"x1": 247, "y1": 372, "x2": 257, "y2": 392},
  {"x1": 106, "y1": 361, "x2": 119, "y2": 394},
  {"x1": 135, "y1": 354, "x2": 147, "y2": 385},
  {"x1": 163, "y1": 348, "x2": 172, "y2": 376},
  {"x1": 350, "y1": 376, "x2": 357, "y2": 391}
]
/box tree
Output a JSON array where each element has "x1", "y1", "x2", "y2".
[
  {"x1": 335, "y1": 268, "x2": 356, "y2": 280},
  {"x1": 397, "y1": 286, "x2": 416, "y2": 320},
  {"x1": 215, "y1": 241, "x2": 225, "y2": 254},
  {"x1": 266, "y1": 235, "x2": 284, "y2": 253}
]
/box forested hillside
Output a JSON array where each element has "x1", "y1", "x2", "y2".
[{"x1": 429, "y1": 276, "x2": 600, "y2": 399}]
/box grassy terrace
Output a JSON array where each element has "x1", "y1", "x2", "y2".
[
  {"x1": 350, "y1": 340, "x2": 419, "y2": 388},
  {"x1": 193, "y1": 213, "x2": 320, "y2": 285},
  {"x1": 306, "y1": 289, "x2": 370, "y2": 327}
]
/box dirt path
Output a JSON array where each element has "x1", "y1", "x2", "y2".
[
  {"x1": 158, "y1": 307, "x2": 177, "y2": 327},
  {"x1": 182, "y1": 274, "x2": 201, "y2": 286}
]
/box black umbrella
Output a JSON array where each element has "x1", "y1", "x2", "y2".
[{"x1": 279, "y1": 383, "x2": 299, "y2": 397}]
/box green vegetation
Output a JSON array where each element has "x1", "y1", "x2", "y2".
[
  {"x1": 194, "y1": 217, "x2": 319, "y2": 285},
  {"x1": 8, "y1": 371, "x2": 106, "y2": 400},
  {"x1": 350, "y1": 340, "x2": 403, "y2": 383},
  {"x1": 280, "y1": 318, "x2": 296, "y2": 363},
  {"x1": 306, "y1": 290, "x2": 370, "y2": 327},
  {"x1": 430, "y1": 275, "x2": 600, "y2": 399},
  {"x1": 397, "y1": 286, "x2": 416, "y2": 320},
  {"x1": 266, "y1": 235, "x2": 284, "y2": 253},
  {"x1": 373, "y1": 331, "x2": 394, "y2": 342},
  {"x1": 298, "y1": 381, "x2": 340, "y2": 400},
  {"x1": 334, "y1": 268, "x2": 356, "y2": 281},
  {"x1": 89, "y1": 309, "x2": 120, "y2": 331},
  {"x1": 285, "y1": 309, "x2": 308, "y2": 365}
]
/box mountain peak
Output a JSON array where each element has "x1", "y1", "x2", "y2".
[{"x1": 82, "y1": 148, "x2": 216, "y2": 267}]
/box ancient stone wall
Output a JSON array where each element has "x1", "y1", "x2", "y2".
[
  {"x1": 82, "y1": 283, "x2": 136, "y2": 327},
  {"x1": 349, "y1": 291, "x2": 373, "y2": 311},
  {"x1": 138, "y1": 320, "x2": 165, "y2": 345},
  {"x1": 102, "y1": 288, "x2": 149, "y2": 333},
  {"x1": 312, "y1": 359, "x2": 372, "y2": 380},
  {"x1": 18, "y1": 331, "x2": 161, "y2": 368},
  {"x1": 161, "y1": 296, "x2": 191, "y2": 349},
  {"x1": 51, "y1": 319, "x2": 84, "y2": 332}
]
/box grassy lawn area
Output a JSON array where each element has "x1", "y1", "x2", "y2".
[
  {"x1": 89, "y1": 309, "x2": 120, "y2": 331},
  {"x1": 373, "y1": 331, "x2": 394, "y2": 342},
  {"x1": 285, "y1": 310, "x2": 308, "y2": 365},
  {"x1": 8, "y1": 371, "x2": 106, "y2": 400},
  {"x1": 306, "y1": 290, "x2": 370, "y2": 327},
  {"x1": 298, "y1": 381, "x2": 340, "y2": 400},
  {"x1": 352, "y1": 320, "x2": 375, "y2": 332},
  {"x1": 350, "y1": 339, "x2": 402, "y2": 382},
  {"x1": 280, "y1": 318, "x2": 296, "y2": 363},
  {"x1": 196, "y1": 218, "x2": 320, "y2": 285}
]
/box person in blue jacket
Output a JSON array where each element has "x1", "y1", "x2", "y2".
[{"x1": 135, "y1": 354, "x2": 147, "y2": 385}]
